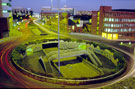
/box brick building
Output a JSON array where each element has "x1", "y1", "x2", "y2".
[{"x1": 91, "y1": 6, "x2": 135, "y2": 40}]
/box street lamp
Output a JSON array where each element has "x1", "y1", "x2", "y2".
[{"x1": 57, "y1": 0, "x2": 61, "y2": 77}]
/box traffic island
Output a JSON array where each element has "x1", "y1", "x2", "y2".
[{"x1": 10, "y1": 39, "x2": 127, "y2": 85}]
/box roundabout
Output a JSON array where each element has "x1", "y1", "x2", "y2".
[{"x1": 10, "y1": 39, "x2": 130, "y2": 87}]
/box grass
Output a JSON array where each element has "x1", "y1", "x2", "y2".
[
  {"x1": 28, "y1": 25, "x2": 41, "y2": 35},
  {"x1": 43, "y1": 48, "x2": 58, "y2": 54},
  {"x1": 22, "y1": 50, "x2": 45, "y2": 74},
  {"x1": 101, "y1": 77, "x2": 135, "y2": 89},
  {"x1": 59, "y1": 62, "x2": 101, "y2": 79},
  {"x1": 31, "y1": 28, "x2": 42, "y2": 35},
  {"x1": 53, "y1": 56, "x2": 77, "y2": 62},
  {"x1": 96, "y1": 53, "x2": 115, "y2": 69}
]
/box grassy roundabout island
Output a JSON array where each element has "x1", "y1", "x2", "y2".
[{"x1": 10, "y1": 39, "x2": 126, "y2": 85}]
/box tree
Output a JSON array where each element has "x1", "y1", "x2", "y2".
[{"x1": 15, "y1": 44, "x2": 26, "y2": 55}]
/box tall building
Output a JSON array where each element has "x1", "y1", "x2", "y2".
[
  {"x1": 0, "y1": 0, "x2": 2, "y2": 17},
  {"x1": 0, "y1": 0, "x2": 11, "y2": 38},
  {"x1": 91, "y1": 6, "x2": 135, "y2": 40},
  {"x1": 1, "y1": 0, "x2": 11, "y2": 17}
]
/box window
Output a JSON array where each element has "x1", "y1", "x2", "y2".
[
  {"x1": 112, "y1": 18, "x2": 114, "y2": 22},
  {"x1": 117, "y1": 24, "x2": 119, "y2": 27},
  {"x1": 128, "y1": 19, "x2": 131, "y2": 22},
  {"x1": 114, "y1": 24, "x2": 116, "y2": 27},
  {"x1": 121, "y1": 29, "x2": 123, "y2": 32},
  {"x1": 124, "y1": 29, "x2": 127, "y2": 32},
  {"x1": 115, "y1": 19, "x2": 118, "y2": 22},
  {"x1": 110, "y1": 29, "x2": 112, "y2": 32},
  {"x1": 120, "y1": 24, "x2": 121, "y2": 27},
  {"x1": 129, "y1": 28, "x2": 131, "y2": 32},
  {"x1": 109, "y1": 18, "x2": 112, "y2": 22},
  {"x1": 111, "y1": 24, "x2": 114, "y2": 27},
  {"x1": 108, "y1": 29, "x2": 111, "y2": 32},
  {"x1": 104, "y1": 28, "x2": 108, "y2": 32}
]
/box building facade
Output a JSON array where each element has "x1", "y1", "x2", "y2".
[
  {"x1": 76, "y1": 11, "x2": 92, "y2": 15},
  {"x1": 12, "y1": 8, "x2": 33, "y2": 21},
  {"x1": 92, "y1": 6, "x2": 135, "y2": 40},
  {"x1": 1, "y1": 0, "x2": 11, "y2": 17},
  {"x1": 0, "y1": 0, "x2": 11, "y2": 38}
]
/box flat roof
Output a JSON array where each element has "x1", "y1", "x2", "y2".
[{"x1": 112, "y1": 9, "x2": 135, "y2": 12}]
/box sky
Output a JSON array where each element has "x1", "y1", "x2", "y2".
[{"x1": 11, "y1": 0, "x2": 135, "y2": 13}]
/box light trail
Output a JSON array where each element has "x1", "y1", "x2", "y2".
[{"x1": 0, "y1": 18, "x2": 134, "y2": 88}]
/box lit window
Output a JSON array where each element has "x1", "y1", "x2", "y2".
[
  {"x1": 104, "y1": 28, "x2": 108, "y2": 32},
  {"x1": 124, "y1": 29, "x2": 127, "y2": 32},
  {"x1": 109, "y1": 18, "x2": 112, "y2": 22},
  {"x1": 2, "y1": 10, "x2": 8, "y2": 13},
  {"x1": 114, "y1": 24, "x2": 116, "y2": 27},
  {"x1": 2, "y1": 3, "x2": 7, "y2": 6},
  {"x1": 107, "y1": 34, "x2": 113, "y2": 40},
  {"x1": 115, "y1": 29, "x2": 118, "y2": 32},
  {"x1": 120, "y1": 24, "x2": 121, "y2": 27},
  {"x1": 117, "y1": 24, "x2": 119, "y2": 27},
  {"x1": 111, "y1": 29, "x2": 113, "y2": 32},
  {"x1": 121, "y1": 29, "x2": 123, "y2": 32},
  {"x1": 106, "y1": 18, "x2": 108, "y2": 21},
  {"x1": 112, "y1": 18, "x2": 114, "y2": 22},
  {"x1": 113, "y1": 34, "x2": 118, "y2": 40},
  {"x1": 72, "y1": 26, "x2": 75, "y2": 30},
  {"x1": 108, "y1": 29, "x2": 111, "y2": 32},
  {"x1": 111, "y1": 24, "x2": 114, "y2": 27}
]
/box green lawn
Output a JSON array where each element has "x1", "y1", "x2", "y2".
[
  {"x1": 22, "y1": 50, "x2": 45, "y2": 74},
  {"x1": 53, "y1": 56, "x2": 77, "y2": 62},
  {"x1": 43, "y1": 47, "x2": 58, "y2": 53},
  {"x1": 59, "y1": 62, "x2": 101, "y2": 79}
]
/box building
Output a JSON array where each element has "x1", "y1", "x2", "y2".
[
  {"x1": 60, "y1": 6, "x2": 75, "y2": 15},
  {"x1": 76, "y1": 11, "x2": 92, "y2": 15},
  {"x1": 0, "y1": 0, "x2": 11, "y2": 38},
  {"x1": 41, "y1": 7, "x2": 74, "y2": 18},
  {"x1": 12, "y1": 7, "x2": 33, "y2": 21},
  {"x1": 41, "y1": 7, "x2": 69, "y2": 33},
  {"x1": 68, "y1": 15, "x2": 92, "y2": 33},
  {"x1": 91, "y1": 6, "x2": 135, "y2": 40},
  {"x1": 0, "y1": 0, "x2": 2, "y2": 17},
  {"x1": 0, "y1": 17, "x2": 9, "y2": 38},
  {"x1": 0, "y1": 0, "x2": 11, "y2": 17}
]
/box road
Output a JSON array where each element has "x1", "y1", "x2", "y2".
[{"x1": 0, "y1": 19, "x2": 135, "y2": 88}]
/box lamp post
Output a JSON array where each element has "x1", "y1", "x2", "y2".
[
  {"x1": 51, "y1": 0, "x2": 53, "y2": 10},
  {"x1": 57, "y1": 0, "x2": 60, "y2": 77}
]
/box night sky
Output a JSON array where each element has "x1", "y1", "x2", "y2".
[{"x1": 11, "y1": 0, "x2": 135, "y2": 13}]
